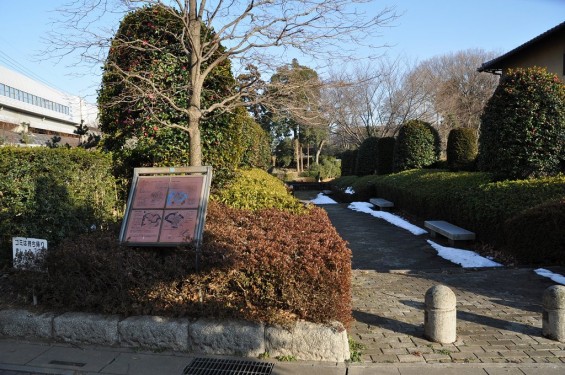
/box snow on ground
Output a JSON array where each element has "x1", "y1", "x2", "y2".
[
  {"x1": 427, "y1": 240, "x2": 503, "y2": 268},
  {"x1": 534, "y1": 268, "x2": 565, "y2": 285},
  {"x1": 310, "y1": 193, "x2": 338, "y2": 204},
  {"x1": 348, "y1": 202, "x2": 427, "y2": 235},
  {"x1": 345, "y1": 187, "x2": 355, "y2": 194}
]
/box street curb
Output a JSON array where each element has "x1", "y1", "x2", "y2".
[{"x1": 0, "y1": 308, "x2": 350, "y2": 362}]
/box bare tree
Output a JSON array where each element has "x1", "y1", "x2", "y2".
[
  {"x1": 47, "y1": 0, "x2": 397, "y2": 166},
  {"x1": 415, "y1": 49, "x2": 499, "y2": 132},
  {"x1": 324, "y1": 58, "x2": 435, "y2": 148}
]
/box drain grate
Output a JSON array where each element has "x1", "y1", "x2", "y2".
[{"x1": 182, "y1": 358, "x2": 274, "y2": 375}]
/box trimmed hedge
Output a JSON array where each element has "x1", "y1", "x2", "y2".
[
  {"x1": 355, "y1": 137, "x2": 379, "y2": 176},
  {"x1": 9, "y1": 200, "x2": 352, "y2": 327},
  {"x1": 478, "y1": 67, "x2": 565, "y2": 180},
  {"x1": 0, "y1": 147, "x2": 119, "y2": 265},
  {"x1": 331, "y1": 170, "x2": 565, "y2": 248},
  {"x1": 504, "y1": 199, "x2": 565, "y2": 265},
  {"x1": 212, "y1": 168, "x2": 306, "y2": 213},
  {"x1": 447, "y1": 128, "x2": 477, "y2": 171},
  {"x1": 340, "y1": 149, "x2": 358, "y2": 176},
  {"x1": 393, "y1": 120, "x2": 441, "y2": 172},
  {"x1": 376, "y1": 137, "x2": 395, "y2": 175}
]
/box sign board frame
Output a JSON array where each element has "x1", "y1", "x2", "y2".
[{"x1": 119, "y1": 166, "x2": 213, "y2": 247}]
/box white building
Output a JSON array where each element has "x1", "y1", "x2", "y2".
[{"x1": 0, "y1": 64, "x2": 98, "y2": 147}]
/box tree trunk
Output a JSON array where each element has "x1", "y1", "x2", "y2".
[
  {"x1": 188, "y1": 0, "x2": 203, "y2": 166},
  {"x1": 315, "y1": 139, "x2": 326, "y2": 165},
  {"x1": 294, "y1": 136, "x2": 301, "y2": 173}
]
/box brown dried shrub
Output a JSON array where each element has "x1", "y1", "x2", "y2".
[{"x1": 9, "y1": 201, "x2": 352, "y2": 327}]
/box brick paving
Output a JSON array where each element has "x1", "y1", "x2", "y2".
[{"x1": 317, "y1": 201, "x2": 565, "y2": 366}]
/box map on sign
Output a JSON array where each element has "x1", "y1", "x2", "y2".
[{"x1": 120, "y1": 167, "x2": 211, "y2": 246}]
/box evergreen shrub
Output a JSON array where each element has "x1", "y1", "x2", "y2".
[
  {"x1": 0, "y1": 147, "x2": 119, "y2": 265},
  {"x1": 393, "y1": 120, "x2": 441, "y2": 172},
  {"x1": 447, "y1": 128, "x2": 478, "y2": 171},
  {"x1": 340, "y1": 149, "x2": 358, "y2": 176},
  {"x1": 376, "y1": 137, "x2": 395, "y2": 175},
  {"x1": 355, "y1": 137, "x2": 379, "y2": 176},
  {"x1": 478, "y1": 67, "x2": 565, "y2": 180},
  {"x1": 504, "y1": 199, "x2": 565, "y2": 265},
  {"x1": 212, "y1": 168, "x2": 306, "y2": 213},
  {"x1": 331, "y1": 170, "x2": 565, "y2": 245}
]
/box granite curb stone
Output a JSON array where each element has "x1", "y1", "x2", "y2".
[
  {"x1": 0, "y1": 308, "x2": 350, "y2": 362},
  {"x1": 0, "y1": 309, "x2": 55, "y2": 339}
]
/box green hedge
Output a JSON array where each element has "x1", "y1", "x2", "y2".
[
  {"x1": 331, "y1": 170, "x2": 565, "y2": 247},
  {"x1": 393, "y1": 120, "x2": 441, "y2": 172},
  {"x1": 447, "y1": 128, "x2": 477, "y2": 171},
  {"x1": 504, "y1": 198, "x2": 565, "y2": 265},
  {"x1": 0, "y1": 147, "x2": 120, "y2": 265},
  {"x1": 376, "y1": 137, "x2": 395, "y2": 175},
  {"x1": 212, "y1": 168, "x2": 306, "y2": 213},
  {"x1": 355, "y1": 137, "x2": 378, "y2": 176},
  {"x1": 340, "y1": 149, "x2": 358, "y2": 176}
]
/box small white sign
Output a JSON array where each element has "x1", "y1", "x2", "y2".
[{"x1": 12, "y1": 237, "x2": 48, "y2": 269}]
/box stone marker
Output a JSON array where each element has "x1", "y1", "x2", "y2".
[
  {"x1": 542, "y1": 285, "x2": 565, "y2": 342},
  {"x1": 424, "y1": 284, "x2": 456, "y2": 343}
]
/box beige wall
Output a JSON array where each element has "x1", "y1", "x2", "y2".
[{"x1": 499, "y1": 27, "x2": 565, "y2": 82}]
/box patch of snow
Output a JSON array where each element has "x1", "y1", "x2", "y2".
[
  {"x1": 427, "y1": 240, "x2": 503, "y2": 268},
  {"x1": 348, "y1": 202, "x2": 427, "y2": 235},
  {"x1": 345, "y1": 187, "x2": 355, "y2": 194},
  {"x1": 534, "y1": 268, "x2": 565, "y2": 285},
  {"x1": 310, "y1": 193, "x2": 338, "y2": 205}
]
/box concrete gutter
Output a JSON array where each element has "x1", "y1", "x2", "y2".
[{"x1": 0, "y1": 309, "x2": 350, "y2": 362}]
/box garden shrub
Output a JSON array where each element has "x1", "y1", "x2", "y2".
[
  {"x1": 212, "y1": 168, "x2": 306, "y2": 213},
  {"x1": 98, "y1": 5, "x2": 244, "y2": 188},
  {"x1": 10, "y1": 201, "x2": 352, "y2": 327},
  {"x1": 340, "y1": 149, "x2": 358, "y2": 176},
  {"x1": 376, "y1": 137, "x2": 395, "y2": 175},
  {"x1": 238, "y1": 108, "x2": 271, "y2": 170},
  {"x1": 504, "y1": 199, "x2": 565, "y2": 265},
  {"x1": 0, "y1": 147, "x2": 119, "y2": 266},
  {"x1": 478, "y1": 67, "x2": 565, "y2": 180},
  {"x1": 331, "y1": 170, "x2": 565, "y2": 246},
  {"x1": 447, "y1": 128, "x2": 477, "y2": 171},
  {"x1": 305, "y1": 157, "x2": 341, "y2": 180},
  {"x1": 393, "y1": 120, "x2": 441, "y2": 172},
  {"x1": 355, "y1": 137, "x2": 379, "y2": 176}
]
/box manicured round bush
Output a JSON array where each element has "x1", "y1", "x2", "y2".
[
  {"x1": 504, "y1": 199, "x2": 565, "y2": 265},
  {"x1": 478, "y1": 67, "x2": 565, "y2": 180},
  {"x1": 355, "y1": 137, "x2": 379, "y2": 176},
  {"x1": 340, "y1": 149, "x2": 358, "y2": 176},
  {"x1": 393, "y1": 120, "x2": 441, "y2": 172},
  {"x1": 447, "y1": 128, "x2": 478, "y2": 171},
  {"x1": 376, "y1": 137, "x2": 395, "y2": 175}
]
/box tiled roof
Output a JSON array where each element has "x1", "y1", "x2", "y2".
[{"x1": 478, "y1": 21, "x2": 565, "y2": 72}]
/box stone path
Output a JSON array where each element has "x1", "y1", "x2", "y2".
[{"x1": 317, "y1": 201, "x2": 565, "y2": 365}]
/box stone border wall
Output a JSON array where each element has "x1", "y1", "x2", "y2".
[{"x1": 0, "y1": 309, "x2": 349, "y2": 362}]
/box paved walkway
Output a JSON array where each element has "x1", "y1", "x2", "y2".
[{"x1": 319, "y1": 201, "x2": 565, "y2": 366}]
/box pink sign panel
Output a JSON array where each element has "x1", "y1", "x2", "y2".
[
  {"x1": 124, "y1": 209, "x2": 162, "y2": 243},
  {"x1": 123, "y1": 175, "x2": 205, "y2": 245},
  {"x1": 132, "y1": 177, "x2": 169, "y2": 209},
  {"x1": 166, "y1": 176, "x2": 203, "y2": 209},
  {"x1": 160, "y1": 210, "x2": 198, "y2": 243}
]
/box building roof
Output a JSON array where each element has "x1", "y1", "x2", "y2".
[{"x1": 478, "y1": 21, "x2": 565, "y2": 73}]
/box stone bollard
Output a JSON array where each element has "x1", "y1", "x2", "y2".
[
  {"x1": 424, "y1": 285, "x2": 456, "y2": 343},
  {"x1": 542, "y1": 285, "x2": 565, "y2": 342}
]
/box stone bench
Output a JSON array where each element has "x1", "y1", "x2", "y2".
[
  {"x1": 369, "y1": 198, "x2": 394, "y2": 210},
  {"x1": 424, "y1": 220, "x2": 475, "y2": 245}
]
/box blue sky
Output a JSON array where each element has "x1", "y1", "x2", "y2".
[{"x1": 0, "y1": 0, "x2": 563, "y2": 103}]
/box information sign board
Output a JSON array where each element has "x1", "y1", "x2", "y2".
[
  {"x1": 119, "y1": 167, "x2": 212, "y2": 247},
  {"x1": 12, "y1": 237, "x2": 48, "y2": 269}
]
